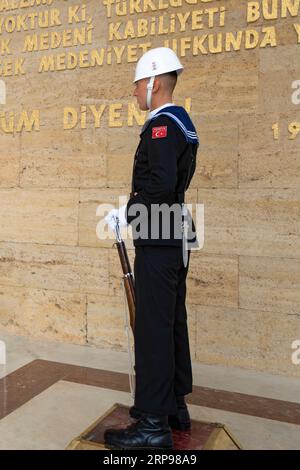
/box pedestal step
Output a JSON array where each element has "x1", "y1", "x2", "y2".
[{"x1": 66, "y1": 403, "x2": 242, "y2": 450}]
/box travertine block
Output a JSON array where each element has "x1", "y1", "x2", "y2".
[
  {"x1": 20, "y1": 118, "x2": 107, "y2": 188},
  {"x1": 107, "y1": 152, "x2": 136, "y2": 189},
  {"x1": 20, "y1": 151, "x2": 106, "y2": 189},
  {"x1": 15, "y1": 70, "x2": 80, "y2": 116},
  {"x1": 258, "y1": 69, "x2": 296, "y2": 113},
  {"x1": 0, "y1": 133, "x2": 21, "y2": 158},
  {"x1": 20, "y1": 129, "x2": 106, "y2": 188},
  {"x1": 238, "y1": 189, "x2": 300, "y2": 258},
  {"x1": 0, "y1": 243, "x2": 109, "y2": 295},
  {"x1": 187, "y1": 51, "x2": 259, "y2": 115},
  {"x1": 87, "y1": 294, "x2": 129, "y2": 351},
  {"x1": 239, "y1": 149, "x2": 300, "y2": 189},
  {"x1": 0, "y1": 285, "x2": 87, "y2": 344},
  {"x1": 190, "y1": 113, "x2": 239, "y2": 189},
  {"x1": 260, "y1": 44, "x2": 300, "y2": 73},
  {"x1": 0, "y1": 189, "x2": 78, "y2": 245},
  {"x1": 240, "y1": 256, "x2": 300, "y2": 314},
  {"x1": 107, "y1": 126, "x2": 140, "y2": 189},
  {"x1": 194, "y1": 304, "x2": 300, "y2": 377},
  {"x1": 238, "y1": 112, "x2": 282, "y2": 154},
  {"x1": 197, "y1": 189, "x2": 300, "y2": 258},
  {"x1": 79, "y1": 64, "x2": 134, "y2": 103},
  {"x1": 197, "y1": 189, "x2": 239, "y2": 255},
  {"x1": 0, "y1": 154, "x2": 20, "y2": 188},
  {"x1": 187, "y1": 252, "x2": 239, "y2": 308}
]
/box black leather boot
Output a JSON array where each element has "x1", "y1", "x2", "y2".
[
  {"x1": 104, "y1": 414, "x2": 173, "y2": 450},
  {"x1": 129, "y1": 401, "x2": 191, "y2": 431}
]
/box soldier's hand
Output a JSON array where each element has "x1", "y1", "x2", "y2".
[
  {"x1": 104, "y1": 208, "x2": 119, "y2": 231},
  {"x1": 104, "y1": 205, "x2": 128, "y2": 232}
]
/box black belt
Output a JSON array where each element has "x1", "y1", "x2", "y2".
[{"x1": 129, "y1": 192, "x2": 185, "y2": 204}]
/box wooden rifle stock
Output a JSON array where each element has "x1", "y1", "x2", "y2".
[{"x1": 116, "y1": 240, "x2": 135, "y2": 333}]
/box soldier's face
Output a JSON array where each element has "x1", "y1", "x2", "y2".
[{"x1": 133, "y1": 78, "x2": 149, "y2": 111}]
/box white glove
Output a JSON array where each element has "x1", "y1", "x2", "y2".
[
  {"x1": 118, "y1": 204, "x2": 128, "y2": 227},
  {"x1": 104, "y1": 205, "x2": 128, "y2": 232},
  {"x1": 105, "y1": 208, "x2": 118, "y2": 232}
]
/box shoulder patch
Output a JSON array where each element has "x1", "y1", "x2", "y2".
[{"x1": 152, "y1": 126, "x2": 167, "y2": 139}]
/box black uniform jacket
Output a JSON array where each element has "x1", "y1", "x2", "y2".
[{"x1": 126, "y1": 112, "x2": 199, "y2": 247}]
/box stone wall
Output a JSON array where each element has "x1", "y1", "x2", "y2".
[{"x1": 0, "y1": 0, "x2": 300, "y2": 376}]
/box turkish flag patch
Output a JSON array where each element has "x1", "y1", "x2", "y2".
[{"x1": 152, "y1": 126, "x2": 168, "y2": 139}]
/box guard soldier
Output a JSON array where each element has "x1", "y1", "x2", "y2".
[{"x1": 104, "y1": 47, "x2": 200, "y2": 450}]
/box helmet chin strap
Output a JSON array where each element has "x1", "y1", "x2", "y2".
[{"x1": 146, "y1": 76, "x2": 155, "y2": 110}]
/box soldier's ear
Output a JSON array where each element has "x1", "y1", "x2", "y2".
[{"x1": 152, "y1": 77, "x2": 160, "y2": 94}]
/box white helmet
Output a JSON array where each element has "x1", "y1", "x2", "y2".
[
  {"x1": 134, "y1": 47, "x2": 183, "y2": 83},
  {"x1": 134, "y1": 47, "x2": 184, "y2": 110}
]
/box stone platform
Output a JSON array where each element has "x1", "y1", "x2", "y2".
[{"x1": 66, "y1": 403, "x2": 242, "y2": 450}]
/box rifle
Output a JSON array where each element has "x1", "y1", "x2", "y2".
[{"x1": 114, "y1": 218, "x2": 135, "y2": 333}]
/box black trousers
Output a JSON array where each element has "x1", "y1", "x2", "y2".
[{"x1": 133, "y1": 245, "x2": 193, "y2": 416}]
